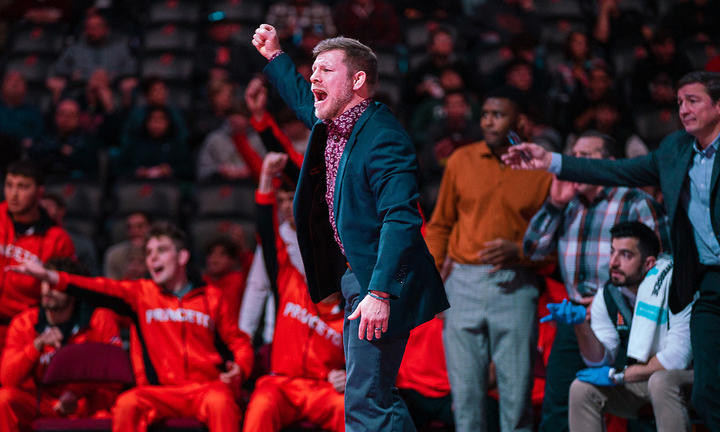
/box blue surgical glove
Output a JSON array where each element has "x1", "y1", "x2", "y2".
[
  {"x1": 539, "y1": 299, "x2": 586, "y2": 324},
  {"x1": 576, "y1": 366, "x2": 616, "y2": 386}
]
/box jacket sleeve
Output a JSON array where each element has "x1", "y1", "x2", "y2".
[
  {"x1": 216, "y1": 299, "x2": 254, "y2": 381},
  {"x1": 0, "y1": 314, "x2": 41, "y2": 387},
  {"x1": 51, "y1": 229, "x2": 76, "y2": 260},
  {"x1": 255, "y1": 191, "x2": 282, "y2": 298},
  {"x1": 425, "y1": 153, "x2": 460, "y2": 268},
  {"x1": 231, "y1": 133, "x2": 264, "y2": 181},
  {"x1": 364, "y1": 128, "x2": 426, "y2": 298},
  {"x1": 88, "y1": 308, "x2": 122, "y2": 347},
  {"x1": 263, "y1": 53, "x2": 318, "y2": 130},
  {"x1": 55, "y1": 272, "x2": 142, "y2": 312},
  {"x1": 523, "y1": 200, "x2": 565, "y2": 260},
  {"x1": 250, "y1": 112, "x2": 305, "y2": 169},
  {"x1": 560, "y1": 152, "x2": 660, "y2": 187}
]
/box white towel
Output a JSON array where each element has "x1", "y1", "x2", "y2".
[{"x1": 626, "y1": 255, "x2": 673, "y2": 363}]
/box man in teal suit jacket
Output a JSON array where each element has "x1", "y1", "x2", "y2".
[
  {"x1": 252, "y1": 24, "x2": 448, "y2": 432},
  {"x1": 503, "y1": 71, "x2": 720, "y2": 430}
]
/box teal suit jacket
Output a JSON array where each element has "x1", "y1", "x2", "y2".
[
  {"x1": 264, "y1": 54, "x2": 449, "y2": 336},
  {"x1": 558, "y1": 130, "x2": 720, "y2": 312}
]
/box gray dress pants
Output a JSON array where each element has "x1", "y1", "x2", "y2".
[{"x1": 443, "y1": 264, "x2": 539, "y2": 432}]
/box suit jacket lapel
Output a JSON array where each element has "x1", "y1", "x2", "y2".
[
  {"x1": 298, "y1": 121, "x2": 328, "y2": 183},
  {"x1": 332, "y1": 103, "x2": 377, "y2": 220},
  {"x1": 711, "y1": 144, "x2": 720, "y2": 196},
  {"x1": 709, "y1": 142, "x2": 720, "y2": 237}
]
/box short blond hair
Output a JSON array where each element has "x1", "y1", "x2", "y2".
[{"x1": 313, "y1": 37, "x2": 378, "y2": 90}]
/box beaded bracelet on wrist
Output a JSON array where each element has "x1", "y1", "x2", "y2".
[{"x1": 368, "y1": 292, "x2": 389, "y2": 302}]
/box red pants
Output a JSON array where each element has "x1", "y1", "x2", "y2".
[
  {"x1": 112, "y1": 381, "x2": 240, "y2": 432},
  {"x1": 0, "y1": 388, "x2": 35, "y2": 432},
  {"x1": 243, "y1": 376, "x2": 344, "y2": 432}
]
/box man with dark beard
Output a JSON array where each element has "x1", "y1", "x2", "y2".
[
  {"x1": 504, "y1": 71, "x2": 720, "y2": 428},
  {"x1": 523, "y1": 131, "x2": 669, "y2": 432},
  {"x1": 0, "y1": 258, "x2": 120, "y2": 431},
  {"x1": 9, "y1": 223, "x2": 254, "y2": 432},
  {"x1": 542, "y1": 222, "x2": 693, "y2": 432}
]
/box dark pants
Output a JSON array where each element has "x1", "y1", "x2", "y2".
[
  {"x1": 398, "y1": 388, "x2": 454, "y2": 431},
  {"x1": 690, "y1": 301, "x2": 720, "y2": 431},
  {"x1": 539, "y1": 322, "x2": 587, "y2": 432},
  {"x1": 341, "y1": 270, "x2": 415, "y2": 432}
]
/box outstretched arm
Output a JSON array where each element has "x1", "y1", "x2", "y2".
[
  {"x1": 539, "y1": 298, "x2": 607, "y2": 363},
  {"x1": 7, "y1": 260, "x2": 60, "y2": 285},
  {"x1": 7, "y1": 261, "x2": 140, "y2": 308},
  {"x1": 502, "y1": 142, "x2": 554, "y2": 171},
  {"x1": 246, "y1": 77, "x2": 304, "y2": 175},
  {"x1": 254, "y1": 24, "x2": 318, "y2": 129},
  {"x1": 503, "y1": 142, "x2": 660, "y2": 188}
]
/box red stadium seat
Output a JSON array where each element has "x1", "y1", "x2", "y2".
[
  {"x1": 31, "y1": 343, "x2": 134, "y2": 432},
  {"x1": 31, "y1": 343, "x2": 213, "y2": 431}
]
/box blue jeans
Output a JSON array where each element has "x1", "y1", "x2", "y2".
[{"x1": 341, "y1": 270, "x2": 415, "y2": 432}]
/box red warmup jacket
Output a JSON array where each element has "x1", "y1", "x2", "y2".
[
  {"x1": 0, "y1": 306, "x2": 121, "y2": 416},
  {"x1": 0, "y1": 202, "x2": 75, "y2": 321},
  {"x1": 203, "y1": 269, "x2": 247, "y2": 327},
  {"x1": 256, "y1": 191, "x2": 345, "y2": 380},
  {"x1": 246, "y1": 112, "x2": 305, "y2": 184},
  {"x1": 52, "y1": 273, "x2": 254, "y2": 386},
  {"x1": 250, "y1": 113, "x2": 304, "y2": 169}
]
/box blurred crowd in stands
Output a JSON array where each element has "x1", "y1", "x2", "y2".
[
  {"x1": 0, "y1": 0, "x2": 718, "y2": 233},
  {"x1": 0, "y1": 0, "x2": 718, "y2": 431}
]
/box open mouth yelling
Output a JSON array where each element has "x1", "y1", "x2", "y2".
[
  {"x1": 151, "y1": 264, "x2": 165, "y2": 277},
  {"x1": 313, "y1": 89, "x2": 328, "y2": 106}
]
